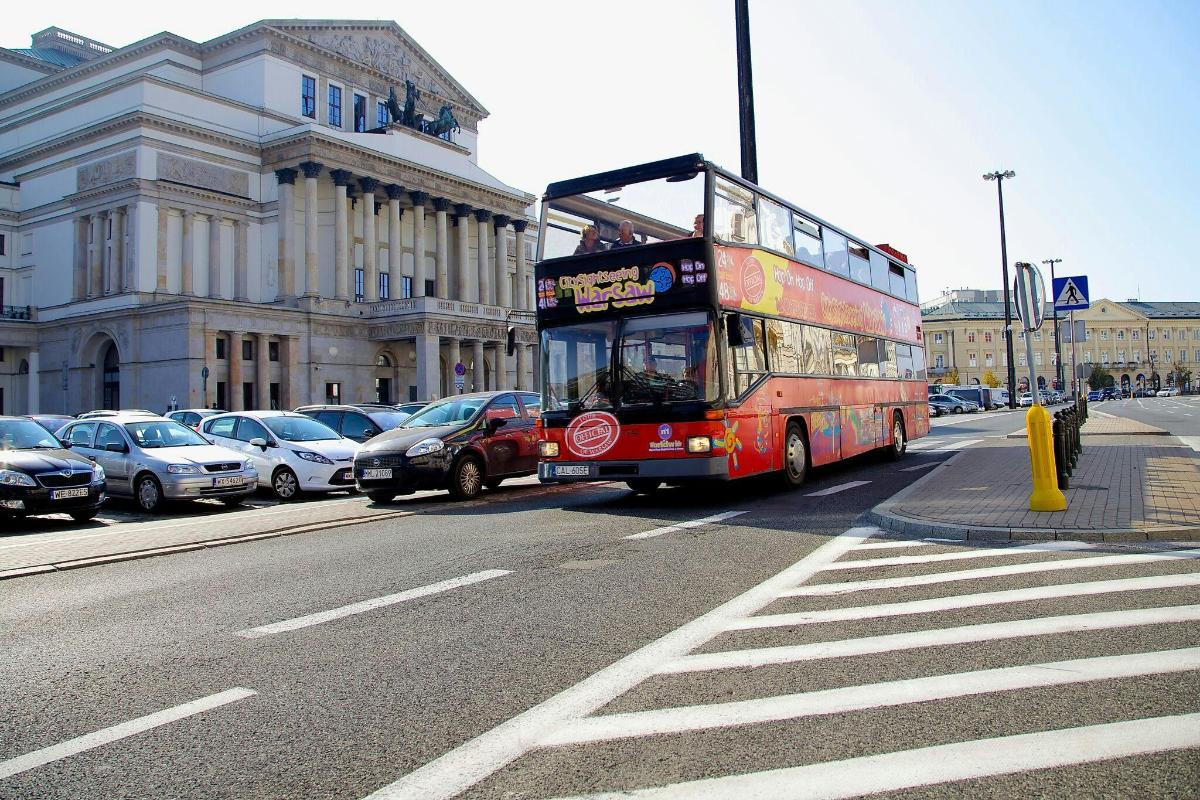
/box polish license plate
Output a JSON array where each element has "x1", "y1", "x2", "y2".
[
  {"x1": 553, "y1": 465, "x2": 589, "y2": 477},
  {"x1": 361, "y1": 468, "x2": 392, "y2": 480},
  {"x1": 213, "y1": 476, "x2": 243, "y2": 488},
  {"x1": 51, "y1": 487, "x2": 89, "y2": 500}
]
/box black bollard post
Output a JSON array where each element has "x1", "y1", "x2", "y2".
[{"x1": 1053, "y1": 412, "x2": 1069, "y2": 490}]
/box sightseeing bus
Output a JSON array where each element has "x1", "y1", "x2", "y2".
[{"x1": 533, "y1": 154, "x2": 929, "y2": 492}]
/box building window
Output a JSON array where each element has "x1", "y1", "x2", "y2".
[
  {"x1": 1195, "y1": 350, "x2": 1200, "y2": 362},
  {"x1": 379, "y1": 272, "x2": 390, "y2": 300},
  {"x1": 1099, "y1": 329, "x2": 1108, "y2": 340},
  {"x1": 1148, "y1": 330, "x2": 1156, "y2": 340},
  {"x1": 242, "y1": 382, "x2": 254, "y2": 411},
  {"x1": 1019, "y1": 353, "x2": 1027, "y2": 367},
  {"x1": 1181, "y1": 349, "x2": 1187, "y2": 363},
  {"x1": 1084, "y1": 351, "x2": 1092, "y2": 362},
  {"x1": 967, "y1": 332, "x2": 975, "y2": 343},
  {"x1": 242, "y1": 339, "x2": 253, "y2": 361},
  {"x1": 1133, "y1": 329, "x2": 1141, "y2": 340},
  {"x1": 1164, "y1": 351, "x2": 1173, "y2": 363},
  {"x1": 968, "y1": 353, "x2": 977, "y2": 368},
  {"x1": 268, "y1": 341, "x2": 279, "y2": 362},
  {"x1": 377, "y1": 100, "x2": 388, "y2": 129},
  {"x1": 1134, "y1": 350, "x2": 1142, "y2": 362},
  {"x1": 1118, "y1": 350, "x2": 1126, "y2": 362},
  {"x1": 328, "y1": 84, "x2": 343, "y2": 128},
  {"x1": 325, "y1": 382, "x2": 341, "y2": 404},
  {"x1": 984, "y1": 331, "x2": 993, "y2": 343},
  {"x1": 1051, "y1": 352, "x2": 1058, "y2": 365},
  {"x1": 933, "y1": 333, "x2": 944, "y2": 344},
  {"x1": 216, "y1": 381, "x2": 227, "y2": 410},
  {"x1": 1035, "y1": 352, "x2": 1043, "y2": 366},
  {"x1": 269, "y1": 383, "x2": 281, "y2": 410},
  {"x1": 985, "y1": 353, "x2": 994, "y2": 367},
  {"x1": 354, "y1": 268, "x2": 364, "y2": 302},
  {"x1": 1100, "y1": 352, "x2": 1108, "y2": 364},
  {"x1": 301, "y1": 75, "x2": 316, "y2": 119},
  {"x1": 216, "y1": 338, "x2": 226, "y2": 360},
  {"x1": 402, "y1": 275, "x2": 413, "y2": 299},
  {"x1": 934, "y1": 354, "x2": 944, "y2": 369},
  {"x1": 1034, "y1": 331, "x2": 1042, "y2": 341},
  {"x1": 1162, "y1": 329, "x2": 1171, "y2": 340},
  {"x1": 1117, "y1": 330, "x2": 1125, "y2": 340},
  {"x1": 353, "y1": 93, "x2": 367, "y2": 132},
  {"x1": 0, "y1": 233, "x2": 6, "y2": 255}
]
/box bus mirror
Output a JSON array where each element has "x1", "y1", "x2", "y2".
[
  {"x1": 506, "y1": 325, "x2": 517, "y2": 356},
  {"x1": 726, "y1": 314, "x2": 745, "y2": 347}
]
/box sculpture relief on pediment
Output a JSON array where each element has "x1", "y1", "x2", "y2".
[
  {"x1": 77, "y1": 152, "x2": 136, "y2": 191},
  {"x1": 307, "y1": 32, "x2": 455, "y2": 108},
  {"x1": 157, "y1": 154, "x2": 250, "y2": 198}
]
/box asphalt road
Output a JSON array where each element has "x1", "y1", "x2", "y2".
[
  {"x1": 2, "y1": 412, "x2": 1196, "y2": 798},
  {"x1": 1091, "y1": 393, "x2": 1200, "y2": 440}
]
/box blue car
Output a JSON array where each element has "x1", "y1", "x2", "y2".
[{"x1": 1087, "y1": 390, "x2": 1102, "y2": 401}]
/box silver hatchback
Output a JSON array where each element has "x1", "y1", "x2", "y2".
[{"x1": 58, "y1": 414, "x2": 258, "y2": 512}]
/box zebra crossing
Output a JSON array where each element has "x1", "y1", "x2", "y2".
[{"x1": 364, "y1": 528, "x2": 1200, "y2": 799}]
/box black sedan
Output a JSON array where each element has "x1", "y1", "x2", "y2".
[
  {"x1": 354, "y1": 391, "x2": 540, "y2": 501},
  {"x1": 0, "y1": 416, "x2": 107, "y2": 522}
]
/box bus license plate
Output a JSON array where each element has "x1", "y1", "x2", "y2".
[
  {"x1": 213, "y1": 476, "x2": 243, "y2": 488},
  {"x1": 361, "y1": 468, "x2": 392, "y2": 480},
  {"x1": 554, "y1": 465, "x2": 589, "y2": 477},
  {"x1": 51, "y1": 488, "x2": 89, "y2": 500}
]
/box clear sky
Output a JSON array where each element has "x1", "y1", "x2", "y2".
[{"x1": 6, "y1": 0, "x2": 1198, "y2": 304}]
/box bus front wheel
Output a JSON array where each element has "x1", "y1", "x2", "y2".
[{"x1": 781, "y1": 424, "x2": 808, "y2": 488}]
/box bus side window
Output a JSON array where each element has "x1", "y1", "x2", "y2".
[
  {"x1": 730, "y1": 316, "x2": 767, "y2": 395},
  {"x1": 896, "y1": 344, "x2": 914, "y2": 379},
  {"x1": 713, "y1": 177, "x2": 758, "y2": 245},
  {"x1": 831, "y1": 332, "x2": 858, "y2": 376}
]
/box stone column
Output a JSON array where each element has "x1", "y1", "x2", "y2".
[
  {"x1": 275, "y1": 167, "x2": 298, "y2": 299},
  {"x1": 454, "y1": 204, "x2": 472, "y2": 302},
  {"x1": 493, "y1": 215, "x2": 510, "y2": 309},
  {"x1": 475, "y1": 209, "x2": 492, "y2": 306},
  {"x1": 88, "y1": 213, "x2": 103, "y2": 297},
  {"x1": 156, "y1": 206, "x2": 170, "y2": 291},
  {"x1": 516, "y1": 341, "x2": 530, "y2": 391},
  {"x1": 359, "y1": 177, "x2": 379, "y2": 302},
  {"x1": 234, "y1": 220, "x2": 249, "y2": 301},
  {"x1": 493, "y1": 343, "x2": 509, "y2": 390},
  {"x1": 283, "y1": 335, "x2": 302, "y2": 408},
  {"x1": 330, "y1": 169, "x2": 352, "y2": 300},
  {"x1": 180, "y1": 210, "x2": 195, "y2": 296},
  {"x1": 110, "y1": 207, "x2": 125, "y2": 295},
  {"x1": 27, "y1": 350, "x2": 39, "y2": 414},
  {"x1": 123, "y1": 202, "x2": 137, "y2": 292},
  {"x1": 386, "y1": 184, "x2": 404, "y2": 298},
  {"x1": 229, "y1": 332, "x2": 245, "y2": 411},
  {"x1": 203, "y1": 329, "x2": 219, "y2": 407},
  {"x1": 98, "y1": 210, "x2": 112, "y2": 296},
  {"x1": 513, "y1": 220, "x2": 529, "y2": 311},
  {"x1": 447, "y1": 338, "x2": 462, "y2": 394},
  {"x1": 207, "y1": 215, "x2": 222, "y2": 299},
  {"x1": 300, "y1": 161, "x2": 323, "y2": 298},
  {"x1": 471, "y1": 340, "x2": 486, "y2": 392},
  {"x1": 409, "y1": 191, "x2": 428, "y2": 297},
  {"x1": 434, "y1": 198, "x2": 450, "y2": 299},
  {"x1": 72, "y1": 216, "x2": 88, "y2": 301},
  {"x1": 415, "y1": 334, "x2": 441, "y2": 402},
  {"x1": 256, "y1": 332, "x2": 271, "y2": 410}
]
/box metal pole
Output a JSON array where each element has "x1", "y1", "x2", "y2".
[
  {"x1": 1043, "y1": 258, "x2": 1063, "y2": 390},
  {"x1": 1070, "y1": 310, "x2": 1077, "y2": 398},
  {"x1": 734, "y1": 0, "x2": 758, "y2": 184},
  {"x1": 997, "y1": 178, "x2": 1017, "y2": 407}
]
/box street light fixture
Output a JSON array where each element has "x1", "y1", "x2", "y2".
[
  {"x1": 1042, "y1": 257, "x2": 1063, "y2": 391},
  {"x1": 984, "y1": 170, "x2": 1018, "y2": 408}
]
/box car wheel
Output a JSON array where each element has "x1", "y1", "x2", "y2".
[
  {"x1": 485, "y1": 477, "x2": 504, "y2": 490},
  {"x1": 70, "y1": 509, "x2": 99, "y2": 522},
  {"x1": 366, "y1": 490, "x2": 395, "y2": 503},
  {"x1": 626, "y1": 479, "x2": 660, "y2": 494},
  {"x1": 272, "y1": 467, "x2": 300, "y2": 501},
  {"x1": 448, "y1": 456, "x2": 484, "y2": 501},
  {"x1": 780, "y1": 423, "x2": 808, "y2": 488},
  {"x1": 885, "y1": 413, "x2": 907, "y2": 461},
  {"x1": 134, "y1": 474, "x2": 164, "y2": 513}
]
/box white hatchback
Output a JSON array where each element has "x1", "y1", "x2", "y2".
[{"x1": 201, "y1": 411, "x2": 359, "y2": 500}]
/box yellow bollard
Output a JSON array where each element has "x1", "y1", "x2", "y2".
[{"x1": 1026, "y1": 405, "x2": 1067, "y2": 511}]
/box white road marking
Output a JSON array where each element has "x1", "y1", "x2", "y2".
[
  {"x1": 927, "y1": 438, "x2": 983, "y2": 452},
  {"x1": 0, "y1": 688, "x2": 255, "y2": 780},
  {"x1": 235, "y1": 570, "x2": 510, "y2": 638},
  {"x1": 623, "y1": 511, "x2": 747, "y2": 541},
  {"x1": 358, "y1": 527, "x2": 878, "y2": 800},
  {"x1": 804, "y1": 480, "x2": 871, "y2": 497},
  {"x1": 901, "y1": 461, "x2": 941, "y2": 471},
  {"x1": 546, "y1": 713, "x2": 1200, "y2": 800},
  {"x1": 852, "y1": 539, "x2": 932, "y2": 551},
  {"x1": 542, "y1": 648, "x2": 1200, "y2": 747},
  {"x1": 659, "y1": 605, "x2": 1200, "y2": 673},
  {"x1": 783, "y1": 549, "x2": 1200, "y2": 596},
  {"x1": 1179, "y1": 436, "x2": 1200, "y2": 452},
  {"x1": 732, "y1": 573, "x2": 1200, "y2": 630},
  {"x1": 907, "y1": 438, "x2": 945, "y2": 450},
  {"x1": 823, "y1": 539, "x2": 1094, "y2": 571}
]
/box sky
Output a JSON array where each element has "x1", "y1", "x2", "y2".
[{"x1": 5, "y1": 0, "x2": 1198, "y2": 304}]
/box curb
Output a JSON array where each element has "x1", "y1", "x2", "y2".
[{"x1": 1005, "y1": 429, "x2": 1172, "y2": 439}]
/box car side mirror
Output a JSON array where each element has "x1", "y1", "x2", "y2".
[
  {"x1": 105, "y1": 442, "x2": 127, "y2": 453},
  {"x1": 248, "y1": 437, "x2": 269, "y2": 450}
]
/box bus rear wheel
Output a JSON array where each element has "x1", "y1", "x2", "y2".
[
  {"x1": 885, "y1": 413, "x2": 907, "y2": 461},
  {"x1": 781, "y1": 423, "x2": 808, "y2": 488}
]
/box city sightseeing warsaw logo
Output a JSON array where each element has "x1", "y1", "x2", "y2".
[{"x1": 566, "y1": 412, "x2": 620, "y2": 458}]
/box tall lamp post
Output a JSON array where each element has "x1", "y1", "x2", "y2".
[
  {"x1": 984, "y1": 170, "x2": 1017, "y2": 407},
  {"x1": 1042, "y1": 257, "x2": 1063, "y2": 391},
  {"x1": 734, "y1": 0, "x2": 758, "y2": 184}
]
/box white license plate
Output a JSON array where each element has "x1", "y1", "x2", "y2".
[
  {"x1": 213, "y1": 476, "x2": 244, "y2": 488},
  {"x1": 554, "y1": 465, "x2": 590, "y2": 477},
  {"x1": 361, "y1": 468, "x2": 392, "y2": 480},
  {"x1": 51, "y1": 487, "x2": 89, "y2": 500}
]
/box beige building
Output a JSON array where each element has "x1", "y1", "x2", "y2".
[
  {"x1": 921, "y1": 293, "x2": 1200, "y2": 393},
  {"x1": 0, "y1": 21, "x2": 537, "y2": 416}
]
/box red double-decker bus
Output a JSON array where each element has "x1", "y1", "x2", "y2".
[{"x1": 533, "y1": 154, "x2": 929, "y2": 492}]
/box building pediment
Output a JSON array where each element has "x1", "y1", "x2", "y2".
[{"x1": 1076, "y1": 298, "x2": 1146, "y2": 324}]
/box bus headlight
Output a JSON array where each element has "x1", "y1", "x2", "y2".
[
  {"x1": 686, "y1": 436, "x2": 712, "y2": 454},
  {"x1": 538, "y1": 441, "x2": 560, "y2": 458}
]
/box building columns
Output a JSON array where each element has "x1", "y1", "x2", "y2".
[
  {"x1": 207, "y1": 214, "x2": 222, "y2": 299},
  {"x1": 330, "y1": 169, "x2": 351, "y2": 300},
  {"x1": 360, "y1": 177, "x2": 380, "y2": 303},
  {"x1": 180, "y1": 210, "x2": 195, "y2": 296},
  {"x1": 475, "y1": 209, "x2": 492, "y2": 306},
  {"x1": 454, "y1": 204, "x2": 472, "y2": 302},
  {"x1": 513, "y1": 220, "x2": 529, "y2": 311},
  {"x1": 88, "y1": 213, "x2": 103, "y2": 297},
  {"x1": 110, "y1": 207, "x2": 125, "y2": 295},
  {"x1": 415, "y1": 334, "x2": 441, "y2": 402},
  {"x1": 410, "y1": 191, "x2": 428, "y2": 297},
  {"x1": 234, "y1": 220, "x2": 249, "y2": 301},
  {"x1": 471, "y1": 340, "x2": 486, "y2": 392},
  {"x1": 283, "y1": 335, "x2": 302, "y2": 408},
  {"x1": 493, "y1": 215, "x2": 511, "y2": 309},
  {"x1": 447, "y1": 338, "x2": 462, "y2": 394},
  {"x1": 516, "y1": 342, "x2": 530, "y2": 391},
  {"x1": 73, "y1": 216, "x2": 88, "y2": 301},
  {"x1": 434, "y1": 198, "x2": 450, "y2": 299},
  {"x1": 123, "y1": 202, "x2": 137, "y2": 292},
  {"x1": 256, "y1": 332, "x2": 271, "y2": 410},
  {"x1": 275, "y1": 167, "x2": 298, "y2": 299},
  {"x1": 27, "y1": 350, "x2": 39, "y2": 414},
  {"x1": 493, "y1": 343, "x2": 509, "y2": 390},
  {"x1": 387, "y1": 184, "x2": 404, "y2": 299},
  {"x1": 229, "y1": 332, "x2": 245, "y2": 411},
  {"x1": 300, "y1": 161, "x2": 323, "y2": 298}
]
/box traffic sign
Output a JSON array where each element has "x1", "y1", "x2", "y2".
[
  {"x1": 1053, "y1": 275, "x2": 1089, "y2": 311},
  {"x1": 454, "y1": 362, "x2": 466, "y2": 377},
  {"x1": 1012, "y1": 262, "x2": 1046, "y2": 331}
]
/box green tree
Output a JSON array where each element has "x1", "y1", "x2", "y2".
[
  {"x1": 980, "y1": 369, "x2": 1001, "y2": 388},
  {"x1": 942, "y1": 367, "x2": 960, "y2": 386},
  {"x1": 1087, "y1": 365, "x2": 1112, "y2": 391},
  {"x1": 1171, "y1": 365, "x2": 1192, "y2": 389}
]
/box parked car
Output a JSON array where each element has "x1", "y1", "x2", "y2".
[
  {"x1": 77, "y1": 409, "x2": 160, "y2": 420},
  {"x1": 202, "y1": 410, "x2": 358, "y2": 500},
  {"x1": 944, "y1": 387, "x2": 992, "y2": 412},
  {"x1": 992, "y1": 389, "x2": 1010, "y2": 408},
  {"x1": 295, "y1": 403, "x2": 412, "y2": 443},
  {"x1": 928, "y1": 402, "x2": 945, "y2": 418},
  {"x1": 355, "y1": 391, "x2": 541, "y2": 502},
  {"x1": 167, "y1": 409, "x2": 223, "y2": 431},
  {"x1": 1019, "y1": 392, "x2": 1035, "y2": 407},
  {"x1": 57, "y1": 414, "x2": 258, "y2": 512},
  {"x1": 25, "y1": 414, "x2": 75, "y2": 435},
  {"x1": 1087, "y1": 390, "x2": 1103, "y2": 401},
  {"x1": 393, "y1": 402, "x2": 430, "y2": 416},
  {"x1": 1157, "y1": 387, "x2": 1180, "y2": 397},
  {"x1": 928, "y1": 394, "x2": 976, "y2": 415},
  {"x1": 0, "y1": 416, "x2": 107, "y2": 522}
]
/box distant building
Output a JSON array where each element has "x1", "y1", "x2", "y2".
[
  {"x1": 921, "y1": 296, "x2": 1200, "y2": 392},
  {"x1": 0, "y1": 22, "x2": 537, "y2": 415}
]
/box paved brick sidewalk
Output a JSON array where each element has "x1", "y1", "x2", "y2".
[
  {"x1": 1006, "y1": 409, "x2": 1168, "y2": 438},
  {"x1": 868, "y1": 435, "x2": 1200, "y2": 541}
]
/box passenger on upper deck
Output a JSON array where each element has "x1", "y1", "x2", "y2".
[
  {"x1": 573, "y1": 225, "x2": 606, "y2": 255},
  {"x1": 610, "y1": 220, "x2": 638, "y2": 249},
  {"x1": 690, "y1": 214, "x2": 704, "y2": 237}
]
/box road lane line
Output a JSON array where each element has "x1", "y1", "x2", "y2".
[
  {"x1": 901, "y1": 461, "x2": 940, "y2": 471},
  {"x1": 543, "y1": 648, "x2": 1200, "y2": 746},
  {"x1": 733, "y1": 573, "x2": 1200, "y2": 629},
  {"x1": 782, "y1": 549, "x2": 1200, "y2": 596},
  {"x1": 823, "y1": 540, "x2": 1094, "y2": 571},
  {"x1": 804, "y1": 480, "x2": 870, "y2": 497},
  {"x1": 659, "y1": 605, "x2": 1200, "y2": 674},
  {"x1": 906, "y1": 438, "x2": 945, "y2": 450},
  {"x1": 623, "y1": 511, "x2": 747, "y2": 541},
  {"x1": 927, "y1": 438, "x2": 983, "y2": 452},
  {"x1": 0, "y1": 688, "x2": 255, "y2": 780},
  {"x1": 544, "y1": 713, "x2": 1200, "y2": 800},
  {"x1": 235, "y1": 570, "x2": 511, "y2": 638},
  {"x1": 852, "y1": 539, "x2": 932, "y2": 550},
  {"x1": 358, "y1": 527, "x2": 878, "y2": 800}
]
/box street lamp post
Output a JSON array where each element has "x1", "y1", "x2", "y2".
[
  {"x1": 1042, "y1": 257, "x2": 1063, "y2": 390},
  {"x1": 984, "y1": 170, "x2": 1017, "y2": 408},
  {"x1": 734, "y1": 0, "x2": 758, "y2": 184}
]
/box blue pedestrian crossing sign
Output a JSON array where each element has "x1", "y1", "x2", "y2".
[{"x1": 1053, "y1": 275, "x2": 1089, "y2": 311}]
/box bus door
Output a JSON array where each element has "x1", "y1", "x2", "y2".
[
  {"x1": 833, "y1": 333, "x2": 877, "y2": 457},
  {"x1": 726, "y1": 315, "x2": 776, "y2": 478}
]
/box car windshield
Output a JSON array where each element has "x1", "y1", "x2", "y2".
[
  {"x1": 264, "y1": 416, "x2": 341, "y2": 442},
  {"x1": 0, "y1": 418, "x2": 63, "y2": 450},
  {"x1": 366, "y1": 411, "x2": 411, "y2": 430},
  {"x1": 125, "y1": 420, "x2": 209, "y2": 448},
  {"x1": 401, "y1": 398, "x2": 486, "y2": 428}
]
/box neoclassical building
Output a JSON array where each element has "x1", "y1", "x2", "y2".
[{"x1": 0, "y1": 21, "x2": 537, "y2": 415}]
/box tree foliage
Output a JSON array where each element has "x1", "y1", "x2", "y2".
[
  {"x1": 980, "y1": 369, "x2": 1001, "y2": 388},
  {"x1": 1087, "y1": 365, "x2": 1112, "y2": 390}
]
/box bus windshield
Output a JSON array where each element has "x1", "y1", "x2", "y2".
[
  {"x1": 542, "y1": 311, "x2": 719, "y2": 411},
  {"x1": 540, "y1": 172, "x2": 704, "y2": 260}
]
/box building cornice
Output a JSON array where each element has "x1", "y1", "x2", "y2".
[{"x1": 0, "y1": 48, "x2": 61, "y2": 76}]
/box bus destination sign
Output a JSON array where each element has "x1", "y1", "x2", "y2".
[{"x1": 537, "y1": 258, "x2": 710, "y2": 317}]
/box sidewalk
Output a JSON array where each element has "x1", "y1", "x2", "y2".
[{"x1": 868, "y1": 414, "x2": 1200, "y2": 541}]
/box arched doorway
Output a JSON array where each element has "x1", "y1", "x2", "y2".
[
  {"x1": 101, "y1": 343, "x2": 120, "y2": 409},
  {"x1": 1036, "y1": 376, "x2": 1046, "y2": 390},
  {"x1": 374, "y1": 352, "x2": 396, "y2": 404}
]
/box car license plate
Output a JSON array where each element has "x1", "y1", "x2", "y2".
[
  {"x1": 361, "y1": 468, "x2": 392, "y2": 480},
  {"x1": 213, "y1": 476, "x2": 243, "y2": 488},
  {"x1": 51, "y1": 487, "x2": 89, "y2": 500},
  {"x1": 554, "y1": 465, "x2": 589, "y2": 477}
]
